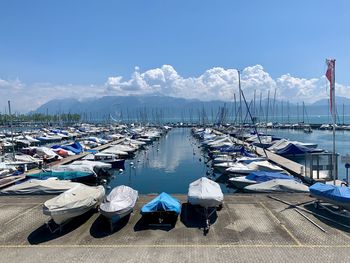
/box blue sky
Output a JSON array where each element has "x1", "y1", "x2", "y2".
[{"x1": 0, "y1": 0, "x2": 350, "y2": 111}]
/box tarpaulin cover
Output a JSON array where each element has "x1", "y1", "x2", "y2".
[
  {"x1": 44, "y1": 184, "x2": 105, "y2": 213},
  {"x1": 141, "y1": 192, "x2": 181, "y2": 214},
  {"x1": 246, "y1": 171, "x2": 293, "y2": 183},
  {"x1": 1, "y1": 178, "x2": 79, "y2": 195},
  {"x1": 309, "y1": 183, "x2": 350, "y2": 204},
  {"x1": 188, "y1": 177, "x2": 223, "y2": 208},
  {"x1": 28, "y1": 170, "x2": 92, "y2": 180},
  {"x1": 276, "y1": 143, "x2": 321, "y2": 155},
  {"x1": 61, "y1": 141, "x2": 83, "y2": 154},
  {"x1": 244, "y1": 179, "x2": 309, "y2": 193},
  {"x1": 100, "y1": 185, "x2": 138, "y2": 213}
]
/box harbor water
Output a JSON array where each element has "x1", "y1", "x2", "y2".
[{"x1": 108, "y1": 128, "x2": 234, "y2": 194}]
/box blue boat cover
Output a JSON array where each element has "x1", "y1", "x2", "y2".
[
  {"x1": 309, "y1": 183, "x2": 350, "y2": 203},
  {"x1": 276, "y1": 143, "x2": 322, "y2": 155},
  {"x1": 28, "y1": 170, "x2": 92, "y2": 180},
  {"x1": 217, "y1": 145, "x2": 244, "y2": 153},
  {"x1": 61, "y1": 141, "x2": 83, "y2": 154},
  {"x1": 246, "y1": 171, "x2": 292, "y2": 182},
  {"x1": 141, "y1": 192, "x2": 181, "y2": 214},
  {"x1": 51, "y1": 141, "x2": 83, "y2": 154}
]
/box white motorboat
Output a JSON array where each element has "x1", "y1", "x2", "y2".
[
  {"x1": 1, "y1": 178, "x2": 79, "y2": 195},
  {"x1": 225, "y1": 160, "x2": 287, "y2": 176},
  {"x1": 43, "y1": 184, "x2": 105, "y2": 225},
  {"x1": 100, "y1": 185, "x2": 138, "y2": 223},
  {"x1": 188, "y1": 177, "x2": 224, "y2": 208},
  {"x1": 187, "y1": 177, "x2": 224, "y2": 234},
  {"x1": 228, "y1": 171, "x2": 294, "y2": 189},
  {"x1": 244, "y1": 179, "x2": 309, "y2": 193},
  {"x1": 213, "y1": 157, "x2": 265, "y2": 173}
]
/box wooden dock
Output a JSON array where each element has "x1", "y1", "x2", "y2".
[
  {"x1": 24, "y1": 137, "x2": 125, "y2": 175},
  {"x1": 254, "y1": 146, "x2": 304, "y2": 175},
  {"x1": 231, "y1": 136, "x2": 344, "y2": 184}
]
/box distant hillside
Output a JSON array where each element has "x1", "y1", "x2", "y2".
[{"x1": 33, "y1": 95, "x2": 350, "y2": 123}]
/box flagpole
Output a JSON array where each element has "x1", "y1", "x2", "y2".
[
  {"x1": 330, "y1": 59, "x2": 336, "y2": 185},
  {"x1": 326, "y1": 58, "x2": 337, "y2": 185},
  {"x1": 332, "y1": 60, "x2": 336, "y2": 185}
]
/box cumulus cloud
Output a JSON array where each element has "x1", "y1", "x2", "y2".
[
  {"x1": 105, "y1": 64, "x2": 347, "y2": 103},
  {"x1": 1, "y1": 64, "x2": 349, "y2": 112}
]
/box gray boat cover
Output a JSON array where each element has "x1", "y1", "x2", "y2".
[
  {"x1": 244, "y1": 179, "x2": 309, "y2": 193},
  {"x1": 0, "y1": 178, "x2": 79, "y2": 195},
  {"x1": 188, "y1": 177, "x2": 224, "y2": 208},
  {"x1": 44, "y1": 184, "x2": 105, "y2": 212},
  {"x1": 100, "y1": 185, "x2": 138, "y2": 213},
  {"x1": 51, "y1": 160, "x2": 111, "y2": 176},
  {"x1": 70, "y1": 160, "x2": 112, "y2": 169}
]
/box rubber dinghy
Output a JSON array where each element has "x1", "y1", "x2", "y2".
[
  {"x1": 309, "y1": 183, "x2": 350, "y2": 211},
  {"x1": 244, "y1": 179, "x2": 309, "y2": 193},
  {"x1": 43, "y1": 184, "x2": 105, "y2": 225},
  {"x1": 229, "y1": 171, "x2": 294, "y2": 189},
  {"x1": 100, "y1": 185, "x2": 138, "y2": 221}
]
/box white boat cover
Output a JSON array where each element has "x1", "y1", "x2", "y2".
[
  {"x1": 188, "y1": 177, "x2": 224, "y2": 208},
  {"x1": 44, "y1": 184, "x2": 105, "y2": 213},
  {"x1": 102, "y1": 147, "x2": 129, "y2": 156},
  {"x1": 100, "y1": 185, "x2": 138, "y2": 213},
  {"x1": 52, "y1": 160, "x2": 111, "y2": 176},
  {"x1": 244, "y1": 179, "x2": 309, "y2": 193},
  {"x1": 226, "y1": 161, "x2": 286, "y2": 174},
  {"x1": 70, "y1": 160, "x2": 112, "y2": 169},
  {"x1": 0, "y1": 178, "x2": 79, "y2": 195}
]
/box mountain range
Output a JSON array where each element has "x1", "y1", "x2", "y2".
[{"x1": 34, "y1": 95, "x2": 350, "y2": 122}]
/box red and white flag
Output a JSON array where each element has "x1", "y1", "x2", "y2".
[{"x1": 326, "y1": 59, "x2": 335, "y2": 115}]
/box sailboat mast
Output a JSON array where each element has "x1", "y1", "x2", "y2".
[
  {"x1": 266, "y1": 90, "x2": 270, "y2": 124},
  {"x1": 8, "y1": 100, "x2": 15, "y2": 159},
  {"x1": 238, "y1": 70, "x2": 242, "y2": 126}
]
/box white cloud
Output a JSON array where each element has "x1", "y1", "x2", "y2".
[
  {"x1": 1, "y1": 64, "x2": 349, "y2": 112},
  {"x1": 105, "y1": 64, "x2": 348, "y2": 103}
]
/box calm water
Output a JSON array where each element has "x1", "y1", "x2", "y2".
[
  {"x1": 269, "y1": 128, "x2": 350, "y2": 180},
  {"x1": 108, "y1": 128, "x2": 233, "y2": 194}
]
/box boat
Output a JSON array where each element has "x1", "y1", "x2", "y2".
[
  {"x1": 187, "y1": 177, "x2": 224, "y2": 233},
  {"x1": 29, "y1": 160, "x2": 112, "y2": 182},
  {"x1": 43, "y1": 184, "x2": 105, "y2": 225},
  {"x1": 188, "y1": 177, "x2": 223, "y2": 208},
  {"x1": 309, "y1": 182, "x2": 350, "y2": 211},
  {"x1": 213, "y1": 156, "x2": 265, "y2": 173},
  {"x1": 244, "y1": 179, "x2": 309, "y2": 193},
  {"x1": 100, "y1": 185, "x2": 138, "y2": 230},
  {"x1": 225, "y1": 160, "x2": 287, "y2": 176},
  {"x1": 274, "y1": 143, "x2": 323, "y2": 156},
  {"x1": 228, "y1": 171, "x2": 294, "y2": 189},
  {"x1": 28, "y1": 170, "x2": 95, "y2": 181},
  {"x1": 141, "y1": 192, "x2": 181, "y2": 224},
  {"x1": 1, "y1": 178, "x2": 79, "y2": 195},
  {"x1": 51, "y1": 141, "x2": 83, "y2": 155},
  {"x1": 83, "y1": 152, "x2": 125, "y2": 169}
]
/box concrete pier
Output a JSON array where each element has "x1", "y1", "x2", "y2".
[{"x1": 0, "y1": 194, "x2": 349, "y2": 262}]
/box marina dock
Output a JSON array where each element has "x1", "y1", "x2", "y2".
[
  {"x1": 0, "y1": 194, "x2": 349, "y2": 262},
  {"x1": 23, "y1": 137, "x2": 126, "y2": 176}
]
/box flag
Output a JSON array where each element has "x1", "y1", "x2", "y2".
[{"x1": 326, "y1": 59, "x2": 335, "y2": 115}]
